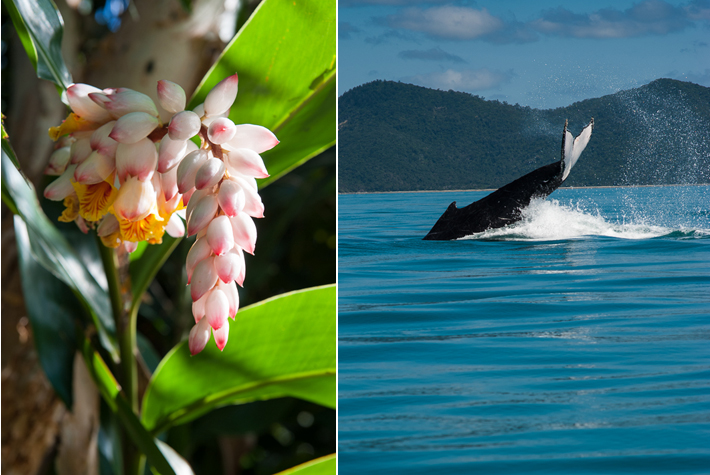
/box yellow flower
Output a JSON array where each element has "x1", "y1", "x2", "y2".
[
  {"x1": 72, "y1": 179, "x2": 118, "y2": 222},
  {"x1": 117, "y1": 211, "x2": 165, "y2": 243},
  {"x1": 48, "y1": 113, "x2": 100, "y2": 141},
  {"x1": 58, "y1": 193, "x2": 80, "y2": 223}
]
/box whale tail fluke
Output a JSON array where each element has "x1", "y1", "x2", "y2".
[{"x1": 561, "y1": 118, "x2": 594, "y2": 182}]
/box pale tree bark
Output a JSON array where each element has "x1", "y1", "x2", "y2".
[{"x1": 2, "y1": 1, "x2": 237, "y2": 473}]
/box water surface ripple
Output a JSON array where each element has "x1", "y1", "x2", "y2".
[{"x1": 338, "y1": 186, "x2": 710, "y2": 474}]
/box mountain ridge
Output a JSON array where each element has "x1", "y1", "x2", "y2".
[{"x1": 338, "y1": 78, "x2": 710, "y2": 192}]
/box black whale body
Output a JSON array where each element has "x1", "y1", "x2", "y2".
[{"x1": 424, "y1": 119, "x2": 594, "y2": 241}]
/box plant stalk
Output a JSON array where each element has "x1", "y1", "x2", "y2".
[{"x1": 98, "y1": 241, "x2": 140, "y2": 475}]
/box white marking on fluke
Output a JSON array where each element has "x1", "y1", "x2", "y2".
[{"x1": 561, "y1": 118, "x2": 594, "y2": 182}]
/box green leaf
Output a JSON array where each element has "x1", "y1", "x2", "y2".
[
  {"x1": 141, "y1": 285, "x2": 336, "y2": 433},
  {"x1": 127, "y1": 0, "x2": 336, "y2": 313},
  {"x1": 187, "y1": 0, "x2": 336, "y2": 186},
  {"x1": 14, "y1": 216, "x2": 78, "y2": 408},
  {"x1": 275, "y1": 454, "x2": 336, "y2": 475},
  {"x1": 152, "y1": 440, "x2": 195, "y2": 475},
  {"x1": 79, "y1": 338, "x2": 181, "y2": 475},
  {"x1": 3, "y1": 0, "x2": 73, "y2": 90},
  {"x1": 1, "y1": 143, "x2": 118, "y2": 359}
]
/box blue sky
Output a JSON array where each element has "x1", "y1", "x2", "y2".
[{"x1": 338, "y1": 0, "x2": 710, "y2": 108}]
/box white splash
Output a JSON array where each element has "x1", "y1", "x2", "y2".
[{"x1": 462, "y1": 198, "x2": 675, "y2": 241}]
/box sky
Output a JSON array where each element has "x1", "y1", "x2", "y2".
[{"x1": 338, "y1": 0, "x2": 710, "y2": 109}]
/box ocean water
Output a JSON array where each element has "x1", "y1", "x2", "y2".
[{"x1": 338, "y1": 185, "x2": 710, "y2": 474}]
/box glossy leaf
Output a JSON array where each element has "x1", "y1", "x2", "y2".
[
  {"x1": 1, "y1": 143, "x2": 118, "y2": 358},
  {"x1": 187, "y1": 0, "x2": 336, "y2": 186},
  {"x1": 3, "y1": 0, "x2": 73, "y2": 90},
  {"x1": 128, "y1": 0, "x2": 335, "y2": 309},
  {"x1": 79, "y1": 338, "x2": 180, "y2": 475},
  {"x1": 153, "y1": 440, "x2": 195, "y2": 475},
  {"x1": 141, "y1": 285, "x2": 336, "y2": 433},
  {"x1": 275, "y1": 454, "x2": 336, "y2": 475},
  {"x1": 14, "y1": 216, "x2": 78, "y2": 408}
]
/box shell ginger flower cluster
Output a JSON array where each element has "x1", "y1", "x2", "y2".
[{"x1": 44, "y1": 74, "x2": 278, "y2": 355}]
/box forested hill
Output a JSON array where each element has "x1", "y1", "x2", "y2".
[{"x1": 338, "y1": 79, "x2": 710, "y2": 192}]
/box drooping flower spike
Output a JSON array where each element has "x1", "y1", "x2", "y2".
[{"x1": 45, "y1": 73, "x2": 278, "y2": 354}]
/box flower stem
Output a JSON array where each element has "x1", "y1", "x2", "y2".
[{"x1": 98, "y1": 240, "x2": 140, "y2": 475}]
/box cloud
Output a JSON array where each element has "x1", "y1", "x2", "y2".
[
  {"x1": 368, "y1": 0, "x2": 710, "y2": 44},
  {"x1": 398, "y1": 47, "x2": 466, "y2": 63},
  {"x1": 380, "y1": 6, "x2": 505, "y2": 40},
  {"x1": 531, "y1": 0, "x2": 697, "y2": 38},
  {"x1": 684, "y1": 0, "x2": 710, "y2": 21},
  {"x1": 339, "y1": 22, "x2": 361, "y2": 40},
  {"x1": 365, "y1": 29, "x2": 420, "y2": 45},
  {"x1": 403, "y1": 68, "x2": 515, "y2": 92},
  {"x1": 680, "y1": 39, "x2": 709, "y2": 52},
  {"x1": 340, "y1": 0, "x2": 450, "y2": 6}
]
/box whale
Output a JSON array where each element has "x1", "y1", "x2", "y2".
[{"x1": 423, "y1": 118, "x2": 594, "y2": 241}]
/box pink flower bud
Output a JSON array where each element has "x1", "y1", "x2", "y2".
[
  {"x1": 124, "y1": 241, "x2": 139, "y2": 253},
  {"x1": 160, "y1": 166, "x2": 179, "y2": 202},
  {"x1": 190, "y1": 256, "x2": 218, "y2": 301},
  {"x1": 207, "y1": 117, "x2": 236, "y2": 144},
  {"x1": 66, "y1": 84, "x2": 112, "y2": 123},
  {"x1": 230, "y1": 173, "x2": 258, "y2": 191},
  {"x1": 168, "y1": 110, "x2": 202, "y2": 141},
  {"x1": 182, "y1": 187, "x2": 196, "y2": 206},
  {"x1": 227, "y1": 176, "x2": 264, "y2": 218},
  {"x1": 206, "y1": 215, "x2": 234, "y2": 256},
  {"x1": 192, "y1": 291, "x2": 208, "y2": 323},
  {"x1": 112, "y1": 176, "x2": 155, "y2": 222},
  {"x1": 177, "y1": 150, "x2": 209, "y2": 193},
  {"x1": 225, "y1": 124, "x2": 279, "y2": 154},
  {"x1": 225, "y1": 148, "x2": 269, "y2": 178},
  {"x1": 186, "y1": 193, "x2": 218, "y2": 236},
  {"x1": 185, "y1": 188, "x2": 210, "y2": 223},
  {"x1": 89, "y1": 121, "x2": 119, "y2": 157},
  {"x1": 97, "y1": 213, "x2": 119, "y2": 236},
  {"x1": 87, "y1": 92, "x2": 110, "y2": 110},
  {"x1": 157, "y1": 135, "x2": 188, "y2": 173},
  {"x1": 157, "y1": 80, "x2": 186, "y2": 114},
  {"x1": 232, "y1": 246, "x2": 246, "y2": 286},
  {"x1": 109, "y1": 112, "x2": 160, "y2": 144},
  {"x1": 203, "y1": 74, "x2": 238, "y2": 117},
  {"x1": 46, "y1": 146, "x2": 71, "y2": 176},
  {"x1": 189, "y1": 316, "x2": 211, "y2": 355},
  {"x1": 205, "y1": 288, "x2": 229, "y2": 330},
  {"x1": 116, "y1": 139, "x2": 158, "y2": 182},
  {"x1": 70, "y1": 137, "x2": 93, "y2": 165},
  {"x1": 74, "y1": 151, "x2": 115, "y2": 185},
  {"x1": 194, "y1": 157, "x2": 225, "y2": 190},
  {"x1": 217, "y1": 280, "x2": 240, "y2": 317},
  {"x1": 213, "y1": 320, "x2": 229, "y2": 351},
  {"x1": 165, "y1": 213, "x2": 185, "y2": 238},
  {"x1": 186, "y1": 237, "x2": 213, "y2": 284},
  {"x1": 214, "y1": 250, "x2": 242, "y2": 283},
  {"x1": 44, "y1": 165, "x2": 78, "y2": 201},
  {"x1": 229, "y1": 213, "x2": 257, "y2": 255},
  {"x1": 217, "y1": 180, "x2": 245, "y2": 217},
  {"x1": 91, "y1": 89, "x2": 159, "y2": 118}
]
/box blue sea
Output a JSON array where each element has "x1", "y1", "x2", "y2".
[{"x1": 338, "y1": 185, "x2": 710, "y2": 474}]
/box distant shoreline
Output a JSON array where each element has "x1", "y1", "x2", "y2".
[{"x1": 338, "y1": 183, "x2": 710, "y2": 195}]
